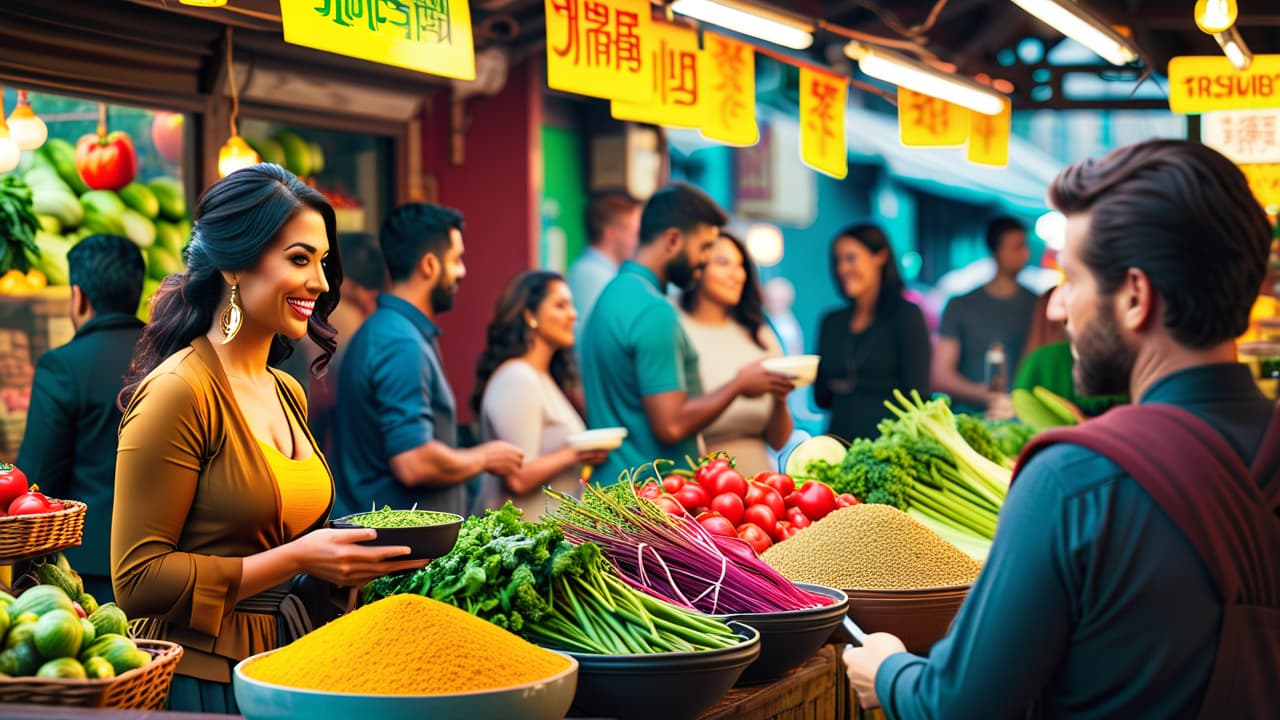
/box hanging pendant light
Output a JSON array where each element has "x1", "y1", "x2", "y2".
[
  {"x1": 179, "y1": 1, "x2": 229, "y2": 7},
  {"x1": 7, "y1": 90, "x2": 48, "y2": 151},
  {"x1": 218, "y1": 27, "x2": 259, "y2": 177},
  {"x1": 0, "y1": 89, "x2": 21, "y2": 173}
]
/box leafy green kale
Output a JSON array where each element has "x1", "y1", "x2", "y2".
[{"x1": 955, "y1": 414, "x2": 1010, "y2": 467}]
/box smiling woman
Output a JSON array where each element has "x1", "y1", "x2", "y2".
[{"x1": 110, "y1": 164, "x2": 429, "y2": 714}]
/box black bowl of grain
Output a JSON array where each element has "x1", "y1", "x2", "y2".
[{"x1": 331, "y1": 506, "x2": 463, "y2": 560}]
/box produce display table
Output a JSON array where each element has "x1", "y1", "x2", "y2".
[{"x1": 697, "y1": 644, "x2": 847, "y2": 720}]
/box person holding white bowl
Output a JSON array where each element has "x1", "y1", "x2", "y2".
[
  {"x1": 678, "y1": 231, "x2": 794, "y2": 476},
  {"x1": 472, "y1": 270, "x2": 610, "y2": 518}
]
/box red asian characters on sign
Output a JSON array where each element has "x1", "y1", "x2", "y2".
[
  {"x1": 807, "y1": 77, "x2": 840, "y2": 156},
  {"x1": 550, "y1": 0, "x2": 642, "y2": 72},
  {"x1": 799, "y1": 67, "x2": 847, "y2": 179},
  {"x1": 711, "y1": 39, "x2": 748, "y2": 127}
]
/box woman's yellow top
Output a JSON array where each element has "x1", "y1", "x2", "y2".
[{"x1": 257, "y1": 385, "x2": 330, "y2": 537}]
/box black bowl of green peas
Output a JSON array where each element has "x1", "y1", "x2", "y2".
[{"x1": 331, "y1": 506, "x2": 464, "y2": 560}]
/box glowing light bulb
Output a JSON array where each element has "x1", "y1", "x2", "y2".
[
  {"x1": 218, "y1": 135, "x2": 260, "y2": 177},
  {"x1": 1195, "y1": 0, "x2": 1237, "y2": 35},
  {"x1": 0, "y1": 127, "x2": 19, "y2": 173},
  {"x1": 7, "y1": 94, "x2": 47, "y2": 151}
]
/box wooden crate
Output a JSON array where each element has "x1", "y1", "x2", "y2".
[{"x1": 700, "y1": 644, "x2": 844, "y2": 720}]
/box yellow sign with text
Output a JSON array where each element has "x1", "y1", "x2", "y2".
[
  {"x1": 280, "y1": 0, "x2": 475, "y2": 80},
  {"x1": 545, "y1": 0, "x2": 652, "y2": 103},
  {"x1": 1239, "y1": 162, "x2": 1280, "y2": 208},
  {"x1": 799, "y1": 67, "x2": 848, "y2": 179},
  {"x1": 967, "y1": 98, "x2": 1011, "y2": 167},
  {"x1": 898, "y1": 88, "x2": 969, "y2": 146},
  {"x1": 700, "y1": 34, "x2": 757, "y2": 146},
  {"x1": 1168, "y1": 55, "x2": 1280, "y2": 113},
  {"x1": 611, "y1": 23, "x2": 704, "y2": 128}
]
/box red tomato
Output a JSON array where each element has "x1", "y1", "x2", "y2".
[
  {"x1": 836, "y1": 493, "x2": 862, "y2": 508},
  {"x1": 696, "y1": 512, "x2": 738, "y2": 538},
  {"x1": 754, "y1": 472, "x2": 795, "y2": 497},
  {"x1": 744, "y1": 482, "x2": 786, "y2": 518},
  {"x1": 737, "y1": 523, "x2": 773, "y2": 554},
  {"x1": 772, "y1": 520, "x2": 799, "y2": 543},
  {"x1": 785, "y1": 507, "x2": 812, "y2": 530},
  {"x1": 795, "y1": 480, "x2": 838, "y2": 522},
  {"x1": 702, "y1": 467, "x2": 747, "y2": 499},
  {"x1": 709, "y1": 492, "x2": 745, "y2": 525},
  {"x1": 783, "y1": 491, "x2": 801, "y2": 509},
  {"x1": 0, "y1": 463, "x2": 29, "y2": 510},
  {"x1": 8, "y1": 490, "x2": 55, "y2": 516},
  {"x1": 75, "y1": 131, "x2": 138, "y2": 190},
  {"x1": 673, "y1": 483, "x2": 709, "y2": 511},
  {"x1": 661, "y1": 475, "x2": 686, "y2": 494},
  {"x1": 743, "y1": 503, "x2": 778, "y2": 532},
  {"x1": 653, "y1": 495, "x2": 685, "y2": 516},
  {"x1": 694, "y1": 457, "x2": 731, "y2": 485},
  {"x1": 638, "y1": 481, "x2": 663, "y2": 500}
]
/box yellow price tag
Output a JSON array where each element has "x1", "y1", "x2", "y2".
[
  {"x1": 898, "y1": 88, "x2": 969, "y2": 147},
  {"x1": 545, "y1": 0, "x2": 652, "y2": 103},
  {"x1": 700, "y1": 34, "x2": 758, "y2": 146},
  {"x1": 280, "y1": 0, "x2": 475, "y2": 80},
  {"x1": 799, "y1": 67, "x2": 848, "y2": 180},
  {"x1": 967, "y1": 98, "x2": 1011, "y2": 167},
  {"x1": 610, "y1": 23, "x2": 704, "y2": 127}
]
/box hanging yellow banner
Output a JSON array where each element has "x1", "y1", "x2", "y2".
[
  {"x1": 610, "y1": 23, "x2": 704, "y2": 128},
  {"x1": 898, "y1": 88, "x2": 969, "y2": 146},
  {"x1": 967, "y1": 98, "x2": 1011, "y2": 166},
  {"x1": 280, "y1": 0, "x2": 475, "y2": 80},
  {"x1": 1168, "y1": 55, "x2": 1280, "y2": 113},
  {"x1": 1239, "y1": 163, "x2": 1280, "y2": 208},
  {"x1": 799, "y1": 67, "x2": 848, "y2": 179},
  {"x1": 700, "y1": 34, "x2": 757, "y2": 146},
  {"x1": 545, "y1": 0, "x2": 652, "y2": 103}
]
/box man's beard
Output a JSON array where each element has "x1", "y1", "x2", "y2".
[
  {"x1": 667, "y1": 254, "x2": 698, "y2": 290},
  {"x1": 1071, "y1": 305, "x2": 1134, "y2": 397},
  {"x1": 430, "y1": 281, "x2": 457, "y2": 314}
]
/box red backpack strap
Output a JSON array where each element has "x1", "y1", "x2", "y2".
[
  {"x1": 1249, "y1": 402, "x2": 1280, "y2": 510},
  {"x1": 1013, "y1": 404, "x2": 1280, "y2": 606}
]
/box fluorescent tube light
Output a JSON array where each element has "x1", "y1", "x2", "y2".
[
  {"x1": 671, "y1": 0, "x2": 814, "y2": 50},
  {"x1": 1009, "y1": 0, "x2": 1139, "y2": 66},
  {"x1": 845, "y1": 43, "x2": 1007, "y2": 116},
  {"x1": 1214, "y1": 26, "x2": 1253, "y2": 71}
]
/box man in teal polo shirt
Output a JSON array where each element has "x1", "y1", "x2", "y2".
[{"x1": 581, "y1": 183, "x2": 794, "y2": 484}]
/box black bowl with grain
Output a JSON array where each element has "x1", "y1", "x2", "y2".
[{"x1": 331, "y1": 507, "x2": 463, "y2": 561}]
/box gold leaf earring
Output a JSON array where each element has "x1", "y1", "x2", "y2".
[{"x1": 220, "y1": 284, "x2": 243, "y2": 344}]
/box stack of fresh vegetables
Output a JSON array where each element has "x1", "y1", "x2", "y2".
[
  {"x1": 1, "y1": 555, "x2": 149, "y2": 679},
  {"x1": 804, "y1": 390, "x2": 1014, "y2": 559},
  {"x1": 361, "y1": 503, "x2": 742, "y2": 655},
  {"x1": 637, "y1": 455, "x2": 858, "y2": 554},
  {"x1": 544, "y1": 481, "x2": 830, "y2": 615},
  {"x1": 0, "y1": 176, "x2": 40, "y2": 282}
]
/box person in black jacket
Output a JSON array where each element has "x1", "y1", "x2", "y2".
[
  {"x1": 18, "y1": 234, "x2": 145, "y2": 603},
  {"x1": 814, "y1": 224, "x2": 930, "y2": 441}
]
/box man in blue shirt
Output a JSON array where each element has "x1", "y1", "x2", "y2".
[
  {"x1": 581, "y1": 183, "x2": 793, "y2": 484},
  {"x1": 847, "y1": 140, "x2": 1277, "y2": 717},
  {"x1": 334, "y1": 204, "x2": 523, "y2": 516}
]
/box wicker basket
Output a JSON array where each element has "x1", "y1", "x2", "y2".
[
  {"x1": 0, "y1": 499, "x2": 86, "y2": 563},
  {"x1": 0, "y1": 639, "x2": 183, "y2": 709}
]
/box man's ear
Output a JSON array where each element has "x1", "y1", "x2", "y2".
[
  {"x1": 1118, "y1": 267, "x2": 1156, "y2": 333},
  {"x1": 661, "y1": 228, "x2": 682, "y2": 255},
  {"x1": 70, "y1": 285, "x2": 87, "y2": 315},
  {"x1": 419, "y1": 251, "x2": 439, "y2": 281}
]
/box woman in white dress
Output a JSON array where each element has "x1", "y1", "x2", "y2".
[
  {"x1": 678, "y1": 232, "x2": 793, "y2": 476},
  {"x1": 472, "y1": 270, "x2": 608, "y2": 518}
]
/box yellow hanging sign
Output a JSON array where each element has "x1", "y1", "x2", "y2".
[
  {"x1": 898, "y1": 88, "x2": 969, "y2": 146},
  {"x1": 967, "y1": 98, "x2": 1011, "y2": 167},
  {"x1": 280, "y1": 0, "x2": 475, "y2": 80},
  {"x1": 545, "y1": 0, "x2": 652, "y2": 103},
  {"x1": 700, "y1": 34, "x2": 758, "y2": 146},
  {"x1": 1239, "y1": 163, "x2": 1280, "y2": 209},
  {"x1": 1168, "y1": 55, "x2": 1280, "y2": 114},
  {"x1": 799, "y1": 67, "x2": 848, "y2": 179},
  {"x1": 610, "y1": 23, "x2": 704, "y2": 128}
]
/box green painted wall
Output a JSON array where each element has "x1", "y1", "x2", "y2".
[{"x1": 540, "y1": 125, "x2": 587, "y2": 272}]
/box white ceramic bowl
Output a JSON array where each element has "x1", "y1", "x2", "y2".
[
  {"x1": 567, "y1": 427, "x2": 629, "y2": 452},
  {"x1": 233, "y1": 649, "x2": 578, "y2": 720},
  {"x1": 762, "y1": 355, "x2": 821, "y2": 387}
]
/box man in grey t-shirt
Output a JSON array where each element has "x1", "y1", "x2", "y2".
[{"x1": 932, "y1": 217, "x2": 1038, "y2": 417}]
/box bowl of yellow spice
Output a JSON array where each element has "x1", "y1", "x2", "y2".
[
  {"x1": 234, "y1": 594, "x2": 577, "y2": 720},
  {"x1": 331, "y1": 506, "x2": 463, "y2": 561}
]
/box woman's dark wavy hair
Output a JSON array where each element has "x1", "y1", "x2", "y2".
[
  {"x1": 679, "y1": 231, "x2": 768, "y2": 349},
  {"x1": 471, "y1": 270, "x2": 578, "y2": 415},
  {"x1": 1048, "y1": 139, "x2": 1270, "y2": 348},
  {"x1": 830, "y1": 223, "x2": 905, "y2": 314},
  {"x1": 120, "y1": 163, "x2": 343, "y2": 407}
]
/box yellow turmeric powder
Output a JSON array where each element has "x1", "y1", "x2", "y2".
[{"x1": 241, "y1": 594, "x2": 571, "y2": 695}]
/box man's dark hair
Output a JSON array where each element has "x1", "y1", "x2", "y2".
[
  {"x1": 585, "y1": 193, "x2": 640, "y2": 245},
  {"x1": 380, "y1": 203, "x2": 464, "y2": 283},
  {"x1": 984, "y1": 216, "x2": 1026, "y2": 255},
  {"x1": 638, "y1": 183, "x2": 728, "y2": 247},
  {"x1": 338, "y1": 232, "x2": 387, "y2": 290},
  {"x1": 68, "y1": 234, "x2": 145, "y2": 315},
  {"x1": 1049, "y1": 139, "x2": 1271, "y2": 348}
]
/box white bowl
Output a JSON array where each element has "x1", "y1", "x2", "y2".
[
  {"x1": 762, "y1": 355, "x2": 821, "y2": 387},
  {"x1": 567, "y1": 427, "x2": 629, "y2": 452}
]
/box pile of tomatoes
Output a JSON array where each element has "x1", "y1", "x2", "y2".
[
  {"x1": 0, "y1": 463, "x2": 65, "y2": 516},
  {"x1": 641, "y1": 455, "x2": 859, "y2": 554}
]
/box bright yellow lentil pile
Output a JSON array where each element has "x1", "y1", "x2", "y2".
[
  {"x1": 241, "y1": 594, "x2": 571, "y2": 694},
  {"x1": 761, "y1": 504, "x2": 982, "y2": 590}
]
